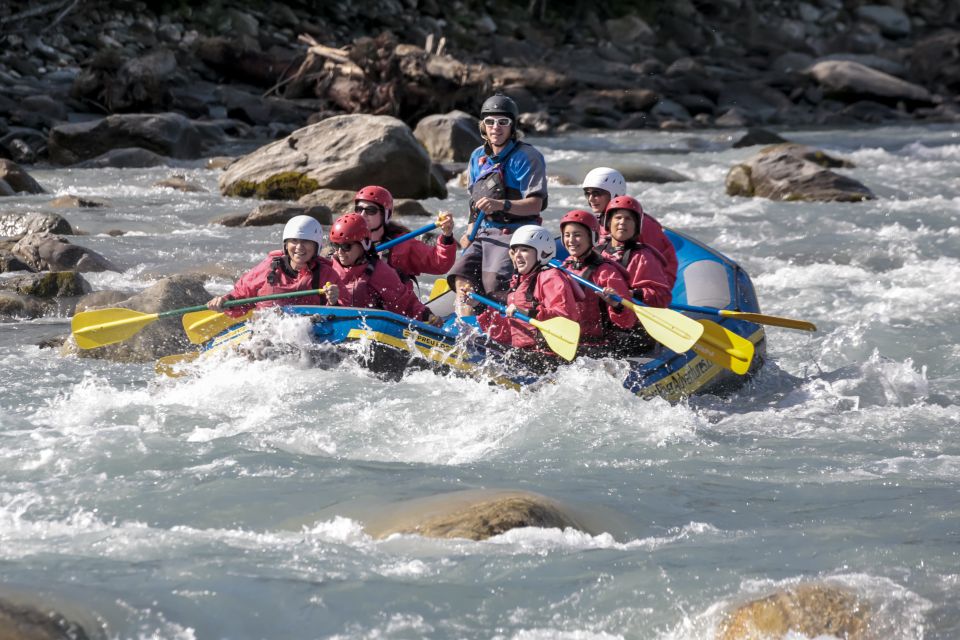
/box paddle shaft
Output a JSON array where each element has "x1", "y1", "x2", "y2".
[
  {"x1": 469, "y1": 291, "x2": 533, "y2": 324},
  {"x1": 670, "y1": 301, "x2": 816, "y2": 331},
  {"x1": 374, "y1": 222, "x2": 439, "y2": 252}
]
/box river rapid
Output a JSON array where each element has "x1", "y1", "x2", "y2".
[{"x1": 0, "y1": 124, "x2": 958, "y2": 639}]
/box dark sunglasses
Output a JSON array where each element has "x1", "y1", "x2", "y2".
[
  {"x1": 583, "y1": 189, "x2": 608, "y2": 198},
  {"x1": 330, "y1": 242, "x2": 357, "y2": 251},
  {"x1": 354, "y1": 205, "x2": 381, "y2": 215},
  {"x1": 482, "y1": 117, "x2": 512, "y2": 127}
]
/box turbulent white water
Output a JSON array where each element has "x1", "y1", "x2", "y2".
[{"x1": 1, "y1": 124, "x2": 958, "y2": 638}]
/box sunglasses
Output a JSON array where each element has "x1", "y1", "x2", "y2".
[
  {"x1": 330, "y1": 242, "x2": 357, "y2": 251},
  {"x1": 583, "y1": 189, "x2": 608, "y2": 198},
  {"x1": 354, "y1": 205, "x2": 381, "y2": 215},
  {"x1": 483, "y1": 117, "x2": 512, "y2": 127}
]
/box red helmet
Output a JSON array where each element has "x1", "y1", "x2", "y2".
[
  {"x1": 559, "y1": 209, "x2": 600, "y2": 245},
  {"x1": 603, "y1": 195, "x2": 644, "y2": 233},
  {"x1": 330, "y1": 212, "x2": 371, "y2": 250},
  {"x1": 354, "y1": 185, "x2": 393, "y2": 221}
]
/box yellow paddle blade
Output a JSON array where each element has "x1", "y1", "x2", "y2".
[
  {"x1": 718, "y1": 310, "x2": 817, "y2": 332},
  {"x1": 691, "y1": 319, "x2": 755, "y2": 375},
  {"x1": 71, "y1": 307, "x2": 161, "y2": 349},
  {"x1": 182, "y1": 309, "x2": 254, "y2": 344},
  {"x1": 623, "y1": 300, "x2": 704, "y2": 354},
  {"x1": 530, "y1": 315, "x2": 581, "y2": 362},
  {"x1": 428, "y1": 278, "x2": 451, "y2": 301},
  {"x1": 155, "y1": 351, "x2": 199, "y2": 377}
]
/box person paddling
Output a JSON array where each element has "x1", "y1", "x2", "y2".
[
  {"x1": 460, "y1": 225, "x2": 579, "y2": 373},
  {"x1": 597, "y1": 196, "x2": 673, "y2": 309},
  {"x1": 329, "y1": 212, "x2": 443, "y2": 326},
  {"x1": 558, "y1": 210, "x2": 636, "y2": 357},
  {"x1": 354, "y1": 185, "x2": 456, "y2": 292},
  {"x1": 207, "y1": 215, "x2": 340, "y2": 317},
  {"x1": 582, "y1": 167, "x2": 678, "y2": 289},
  {"x1": 448, "y1": 93, "x2": 548, "y2": 304}
]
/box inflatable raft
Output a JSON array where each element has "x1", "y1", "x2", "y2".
[{"x1": 185, "y1": 229, "x2": 766, "y2": 401}]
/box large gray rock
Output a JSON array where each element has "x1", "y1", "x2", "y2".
[
  {"x1": 855, "y1": 5, "x2": 911, "y2": 38},
  {"x1": 73, "y1": 147, "x2": 171, "y2": 169},
  {"x1": 0, "y1": 212, "x2": 72, "y2": 236},
  {"x1": 726, "y1": 144, "x2": 874, "y2": 202},
  {"x1": 0, "y1": 596, "x2": 92, "y2": 640},
  {"x1": 12, "y1": 233, "x2": 118, "y2": 272},
  {"x1": 619, "y1": 163, "x2": 691, "y2": 184},
  {"x1": 0, "y1": 159, "x2": 45, "y2": 195},
  {"x1": 68, "y1": 275, "x2": 211, "y2": 362},
  {"x1": 413, "y1": 110, "x2": 482, "y2": 163},
  {"x1": 48, "y1": 113, "x2": 204, "y2": 165},
  {"x1": 804, "y1": 60, "x2": 936, "y2": 106},
  {"x1": 219, "y1": 114, "x2": 448, "y2": 200},
  {"x1": 0, "y1": 271, "x2": 90, "y2": 298}
]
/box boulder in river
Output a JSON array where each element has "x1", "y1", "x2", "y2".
[
  {"x1": 362, "y1": 489, "x2": 594, "y2": 541},
  {"x1": 67, "y1": 274, "x2": 211, "y2": 362},
  {"x1": 12, "y1": 233, "x2": 118, "y2": 272},
  {"x1": 413, "y1": 110, "x2": 483, "y2": 163},
  {"x1": 48, "y1": 113, "x2": 204, "y2": 165},
  {"x1": 0, "y1": 212, "x2": 73, "y2": 236},
  {"x1": 726, "y1": 143, "x2": 874, "y2": 202},
  {"x1": 219, "y1": 114, "x2": 448, "y2": 201},
  {"x1": 717, "y1": 584, "x2": 870, "y2": 640},
  {"x1": 0, "y1": 159, "x2": 45, "y2": 195},
  {"x1": 0, "y1": 596, "x2": 92, "y2": 640}
]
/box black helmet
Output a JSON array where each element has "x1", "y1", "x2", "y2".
[{"x1": 480, "y1": 93, "x2": 519, "y2": 119}]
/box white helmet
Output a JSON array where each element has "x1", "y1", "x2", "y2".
[
  {"x1": 510, "y1": 225, "x2": 556, "y2": 264},
  {"x1": 282, "y1": 215, "x2": 324, "y2": 251},
  {"x1": 581, "y1": 167, "x2": 626, "y2": 198}
]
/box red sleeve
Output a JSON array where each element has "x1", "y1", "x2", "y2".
[
  {"x1": 477, "y1": 308, "x2": 513, "y2": 345},
  {"x1": 373, "y1": 261, "x2": 429, "y2": 320},
  {"x1": 316, "y1": 261, "x2": 345, "y2": 306},
  {"x1": 627, "y1": 249, "x2": 673, "y2": 308},
  {"x1": 594, "y1": 263, "x2": 637, "y2": 329},
  {"x1": 534, "y1": 270, "x2": 580, "y2": 322},
  {"x1": 222, "y1": 256, "x2": 274, "y2": 317},
  {"x1": 390, "y1": 237, "x2": 457, "y2": 277}
]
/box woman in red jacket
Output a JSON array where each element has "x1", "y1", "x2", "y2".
[
  {"x1": 464, "y1": 225, "x2": 579, "y2": 372},
  {"x1": 597, "y1": 196, "x2": 673, "y2": 309},
  {"x1": 353, "y1": 185, "x2": 456, "y2": 292},
  {"x1": 558, "y1": 210, "x2": 636, "y2": 357},
  {"x1": 207, "y1": 215, "x2": 340, "y2": 318},
  {"x1": 329, "y1": 212, "x2": 441, "y2": 325}
]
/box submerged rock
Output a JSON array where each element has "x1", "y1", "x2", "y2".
[
  {"x1": 717, "y1": 584, "x2": 870, "y2": 640},
  {"x1": 363, "y1": 490, "x2": 594, "y2": 541},
  {"x1": 726, "y1": 143, "x2": 874, "y2": 202},
  {"x1": 0, "y1": 597, "x2": 92, "y2": 640}
]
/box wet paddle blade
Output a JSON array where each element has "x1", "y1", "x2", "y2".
[
  {"x1": 718, "y1": 310, "x2": 817, "y2": 332},
  {"x1": 531, "y1": 315, "x2": 581, "y2": 362},
  {"x1": 691, "y1": 319, "x2": 755, "y2": 375},
  {"x1": 624, "y1": 301, "x2": 704, "y2": 354},
  {"x1": 71, "y1": 308, "x2": 160, "y2": 349},
  {"x1": 155, "y1": 351, "x2": 199, "y2": 377},
  {"x1": 428, "y1": 278, "x2": 451, "y2": 301},
  {"x1": 182, "y1": 309, "x2": 253, "y2": 344}
]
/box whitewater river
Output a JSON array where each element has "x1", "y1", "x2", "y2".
[{"x1": 1, "y1": 124, "x2": 957, "y2": 639}]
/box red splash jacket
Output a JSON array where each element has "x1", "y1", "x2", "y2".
[
  {"x1": 561, "y1": 252, "x2": 636, "y2": 344},
  {"x1": 478, "y1": 267, "x2": 580, "y2": 352},
  {"x1": 223, "y1": 250, "x2": 341, "y2": 318},
  {"x1": 333, "y1": 256, "x2": 432, "y2": 321}
]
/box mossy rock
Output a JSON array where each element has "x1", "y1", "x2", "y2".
[
  {"x1": 222, "y1": 171, "x2": 320, "y2": 200},
  {"x1": 11, "y1": 272, "x2": 89, "y2": 298}
]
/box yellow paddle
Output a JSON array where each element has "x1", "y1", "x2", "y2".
[
  {"x1": 671, "y1": 301, "x2": 816, "y2": 332},
  {"x1": 71, "y1": 288, "x2": 328, "y2": 350},
  {"x1": 469, "y1": 292, "x2": 580, "y2": 362},
  {"x1": 181, "y1": 309, "x2": 254, "y2": 344},
  {"x1": 428, "y1": 277, "x2": 451, "y2": 301},
  {"x1": 549, "y1": 260, "x2": 754, "y2": 374}
]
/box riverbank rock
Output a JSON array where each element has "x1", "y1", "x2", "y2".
[
  {"x1": 219, "y1": 114, "x2": 447, "y2": 201},
  {"x1": 363, "y1": 490, "x2": 593, "y2": 541},
  {"x1": 47, "y1": 113, "x2": 204, "y2": 165},
  {"x1": 0, "y1": 213, "x2": 72, "y2": 237},
  {"x1": 68, "y1": 274, "x2": 210, "y2": 362},
  {"x1": 0, "y1": 597, "x2": 92, "y2": 640},
  {"x1": 726, "y1": 144, "x2": 875, "y2": 202},
  {"x1": 805, "y1": 60, "x2": 937, "y2": 107},
  {"x1": 717, "y1": 584, "x2": 870, "y2": 640},
  {"x1": 413, "y1": 110, "x2": 483, "y2": 163},
  {"x1": 12, "y1": 233, "x2": 117, "y2": 273},
  {"x1": 0, "y1": 159, "x2": 45, "y2": 196},
  {"x1": 0, "y1": 272, "x2": 89, "y2": 319}
]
